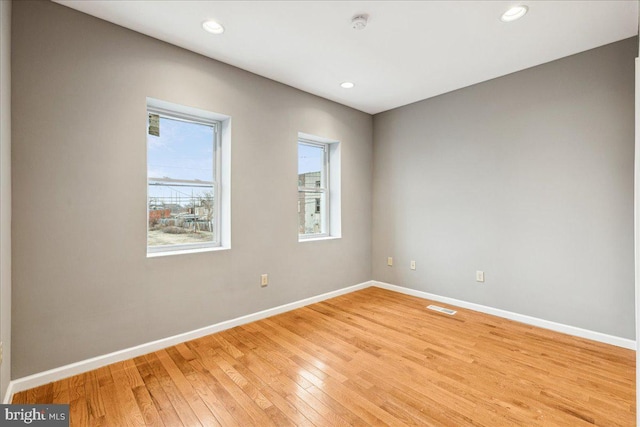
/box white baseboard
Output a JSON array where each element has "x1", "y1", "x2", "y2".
[
  {"x1": 2, "y1": 381, "x2": 14, "y2": 404},
  {"x1": 5, "y1": 279, "x2": 634, "y2": 404},
  {"x1": 4, "y1": 280, "x2": 373, "y2": 402},
  {"x1": 373, "y1": 281, "x2": 636, "y2": 350}
]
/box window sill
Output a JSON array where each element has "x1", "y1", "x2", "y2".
[
  {"x1": 147, "y1": 246, "x2": 230, "y2": 258},
  {"x1": 298, "y1": 235, "x2": 341, "y2": 243}
]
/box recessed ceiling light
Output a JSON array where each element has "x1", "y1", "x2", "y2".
[
  {"x1": 340, "y1": 82, "x2": 355, "y2": 89},
  {"x1": 500, "y1": 5, "x2": 528, "y2": 22},
  {"x1": 202, "y1": 20, "x2": 225, "y2": 34}
]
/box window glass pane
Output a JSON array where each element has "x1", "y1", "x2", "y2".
[
  {"x1": 298, "y1": 191, "x2": 325, "y2": 235},
  {"x1": 147, "y1": 115, "x2": 216, "y2": 247},
  {"x1": 298, "y1": 171, "x2": 322, "y2": 189},
  {"x1": 298, "y1": 143, "x2": 324, "y2": 184}
]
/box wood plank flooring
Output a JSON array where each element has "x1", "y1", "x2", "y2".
[{"x1": 13, "y1": 287, "x2": 635, "y2": 426}]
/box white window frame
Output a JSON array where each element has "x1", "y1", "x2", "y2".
[
  {"x1": 298, "y1": 132, "x2": 341, "y2": 242},
  {"x1": 146, "y1": 98, "x2": 231, "y2": 257},
  {"x1": 298, "y1": 139, "x2": 330, "y2": 239}
]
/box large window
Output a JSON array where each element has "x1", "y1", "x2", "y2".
[
  {"x1": 298, "y1": 133, "x2": 341, "y2": 240},
  {"x1": 147, "y1": 99, "x2": 230, "y2": 255}
]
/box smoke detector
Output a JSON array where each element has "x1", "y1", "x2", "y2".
[{"x1": 351, "y1": 14, "x2": 369, "y2": 30}]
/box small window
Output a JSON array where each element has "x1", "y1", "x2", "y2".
[
  {"x1": 298, "y1": 140, "x2": 328, "y2": 237},
  {"x1": 147, "y1": 99, "x2": 230, "y2": 255},
  {"x1": 298, "y1": 133, "x2": 340, "y2": 240}
]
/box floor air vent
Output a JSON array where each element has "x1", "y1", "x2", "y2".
[{"x1": 427, "y1": 305, "x2": 457, "y2": 315}]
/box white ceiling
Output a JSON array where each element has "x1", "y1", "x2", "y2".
[{"x1": 55, "y1": 1, "x2": 638, "y2": 115}]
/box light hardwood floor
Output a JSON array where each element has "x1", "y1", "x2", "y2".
[{"x1": 13, "y1": 287, "x2": 635, "y2": 426}]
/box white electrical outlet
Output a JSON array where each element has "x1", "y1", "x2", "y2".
[
  {"x1": 476, "y1": 271, "x2": 485, "y2": 282},
  {"x1": 410, "y1": 260, "x2": 416, "y2": 270},
  {"x1": 261, "y1": 274, "x2": 268, "y2": 287},
  {"x1": 387, "y1": 257, "x2": 393, "y2": 266}
]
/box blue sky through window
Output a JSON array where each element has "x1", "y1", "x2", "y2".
[
  {"x1": 298, "y1": 143, "x2": 323, "y2": 175},
  {"x1": 147, "y1": 116, "x2": 214, "y2": 206},
  {"x1": 148, "y1": 117, "x2": 213, "y2": 181}
]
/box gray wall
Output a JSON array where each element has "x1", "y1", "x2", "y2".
[
  {"x1": 11, "y1": 1, "x2": 372, "y2": 378},
  {"x1": 636, "y1": 25, "x2": 640, "y2": 427},
  {"x1": 372, "y1": 37, "x2": 636, "y2": 339},
  {"x1": 0, "y1": 0, "x2": 11, "y2": 401}
]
